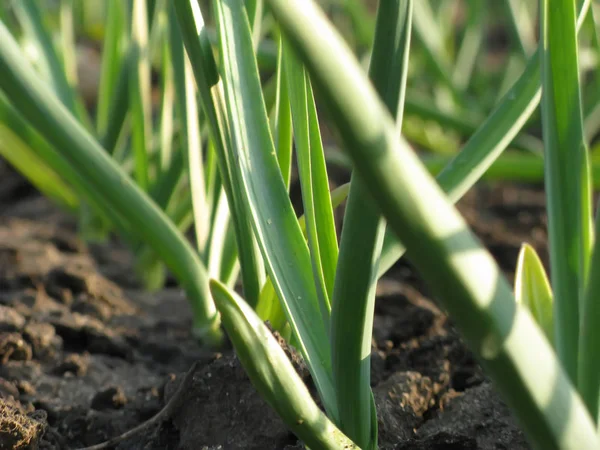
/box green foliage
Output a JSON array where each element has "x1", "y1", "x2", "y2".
[
  {"x1": 540, "y1": 0, "x2": 591, "y2": 382},
  {"x1": 514, "y1": 244, "x2": 554, "y2": 343},
  {"x1": 1, "y1": 0, "x2": 600, "y2": 448}
]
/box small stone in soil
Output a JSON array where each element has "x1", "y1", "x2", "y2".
[
  {"x1": 0, "y1": 333, "x2": 32, "y2": 364},
  {"x1": 16, "y1": 381, "x2": 36, "y2": 396},
  {"x1": 0, "y1": 378, "x2": 20, "y2": 400},
  {"x1": 0, "y1": 305, "x2": 26, "y2": 332},
  {"x1": 91, "y1": 386, "x2": 128, "y2": 410},
  {"x1": 52, "y1": 353, "x2": 89, "y2": 377},
  {"x1": 71, "y1": 295, "x2": 111, "y2": 321},
  {"x1": 23, "y1": 322, "x2": 61, "y2": 359},
  {"x1": 375, "y1": 371, "x2": 437, "y2": 448}
]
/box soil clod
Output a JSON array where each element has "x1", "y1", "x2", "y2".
[{"x1": 0, "y1": 164, "x2": 531, "y2": 448}]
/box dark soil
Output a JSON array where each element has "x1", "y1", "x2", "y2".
[{"x1": 0, "y1": 159, "x2": 539, "y2": 450}]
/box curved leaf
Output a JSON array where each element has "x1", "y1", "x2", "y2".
[
  {"x1": 213, "y1": 0, "x2": 336, "y2": 418},
  {"x1": 265, "y1": 0, "x2": 600, "y2": 447},
  {"x1": 209, "y1": 279, "x2": 358, "y2": 450},
  {"x1": 0, "y1": 21, "x2": 220, "y2": 344},
  {"x1": 514, "y1": 244, "x2": 554, "y2": 343}
]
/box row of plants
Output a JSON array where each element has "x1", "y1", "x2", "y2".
[{"x1": 0, "y1": 0, "x2": 599, "y2": 448}]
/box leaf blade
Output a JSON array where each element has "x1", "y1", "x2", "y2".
[
  {"x1": 0, "y1": 20, "x2": 220, "y2": 343},
  {"x1": 284, "y1": 40, "x2": 337, "y2": 328},
  {"x1": 330, "y1": 1, "x2": 413, "y2": 447},
  {"x1": 265, "y1": 0, "x2": 600, "y2": 447},
  {"x1": 213, "y1": 0, "x2": 336, "y2": 417},
  {"x1": 209, "y1": 279, "x2": 357, "y2": 450},
  {"x1": 540, "y1": 0, "x2": 590, "y2": 380},
  {"x1": 514, "y1": 243, "x2": 554, "y2": 343}
]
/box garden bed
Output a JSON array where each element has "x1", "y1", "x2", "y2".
[{"x1": 0, "y1": 160, "x2": 537, "y2": 449}]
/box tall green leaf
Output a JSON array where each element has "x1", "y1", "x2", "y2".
[
  {"x1": 540, "y1": 0, "x2": 591, "y2": 381},
  {"x1": 0, "y1": 20, "x2": 221, "y2": 344},
  {"x1": 13, "y1": 0, "x2": 78, "y2": 115},
  {"x1": 330, "y1": 2, "x2": 413, "y2": 448},
  {"x1": 174, "y1": 0, "x2": 265, "y2": 308},
  {"x1": 0, "y1": 92, "x2": 127, "y2": 231},
  {"x1": 129, "y1": 0, "x2": 152, "y2": 190},
  {"x1": 284, "y1": 41, "x2": 338, "y2": 328},
  {"x1": 579, "y1": 3, "x2": 600, "y2": 426},
  {"x1": 265, "y1": 0, "x2": 600, "y2": 446},
  {"x1": 272, "y1": 35, "x2": 293, "y2": 190},
  {"x1": 210, "y1": 280, "x2": 358, "y2": 450},
  {"x1": 157, "y1": 11, "x2": 175, "y2": 175},
  {"x1": 169, "y1": 10, "x2": 210, "y2": 255},
  {"x1": 579, "y1": 199, "x2": 600, "y2": 426},
  {"x1": 255, "y1": 182, "x2": 351, "y2": 333},
  {"x1": 245, "y1": 0, "x2": 263, "y2": 49},
  {"x1": 503, "y1": 0, "x2": 537, "y2": 56},
  {"x1": 59, "y1": 0, "x2": 77, "y2": 91},
  {"x1": 212, "y1": 0, "x2": 337, "y2": 419},
  {"x1": 377, "y1": 0, "x2": 592, "y2": 279},
  {"x1": 0, "y1": 102, "x2": 78, "y2": 211},
  {"x1": 452, "y1": 0, "x2": 485, "y2": 92},
  {"x1": 96, "y1": 0, "x2": 128, "y2": 139}
]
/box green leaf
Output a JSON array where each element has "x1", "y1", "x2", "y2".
[
  {"x1": 13, "y1": 0, "x2": 78, "y2": 116},
  {"x1": 284, "y1": 40, "x2": 338, "y2": 327},
  {"x1": 503, "y1": 0, "x2": 538, "y2": 57},
  {"x1": 100, "y1": 56, "x2": 131, "y2": 154},
  {"x1": 578, "y1": 4, "x2": 600, "y2": 427},
  {"x1": 96, "y1": 0, "x2": 128, "y2": 139},
  {"x1": 213, "y1": 0, "x2": 336, "y2": 418},
  {"x1": 129, "y1": 0, "x2": 152, "y2": 190},
  {"x1": 266, "y1": 0, "x2": 600, "y2": 447},
  {"x1": 579, "y1": 198, "x2": 600, "y2": 426},
  {"x1": 169, "y1": 4, "x2": 215, "y2": 262},
  {"x1": 209, "y1": 279, "x2": 358, "y2": 450},
  {"x1": 179, "y1": 40, "x2": 210, "y2": 253},
  {"x1": 331, "y1": 1, "x2": 413, "y2": 448},
  {"x1": 245, "y1": 0, "x2": 264, "y2": 50},
  {"x1": 0, "y1": 92, "x2": 125, "y2": 227},
  {"x1": 58, "y1": 0, "x2": 77, "y2": 92},
  {"x1": 256, "y1": 182, "x2": 350, "y2": 332},
  {"x1": 0, "y1": 19, "x2": 221, "y2": 344},
  {"x1": 514, "y1": 244, "x2": 554, "y2": 343},
  {"x1": 255, "y1": 276, "x2": 287, "y2": 332},
  {"x1": 412, "y1": 0, "x2": 463, "y2": 104},
  {"x1": 540, "y1": 0, "x2": 591, "y2": 381},
  {"x1": 0, "y1": 115, "x2": 78, "y2": 212},
  {"x1": 157, "y1": 12, "x2": 176, "y2": 176},
  {"x1": 377, "y1": 0, "x2": 592, "y2": 279},
  {"x1": 273, "y1": 35, "x2": 293, "y2": 190},
  {"x1": 174, "y1": 0, "x2": 265, "y2": 308},
  {"x1": 452, "y1": 0, "x2": 485, "y2": 92},
  {"x1": 204, "y1": 184, "x2": 239, "y2": 287}
]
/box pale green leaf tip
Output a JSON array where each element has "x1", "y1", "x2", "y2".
[{"x1": 514, "y1": 243, "x2": 554, "y2": 343}]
